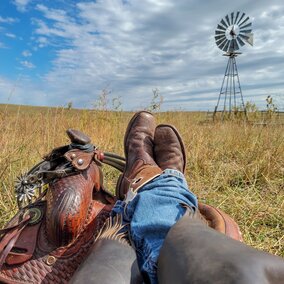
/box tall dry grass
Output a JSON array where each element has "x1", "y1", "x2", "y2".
[{"x1": 0, "y1": 105, "x2": 283, "y2": 257}]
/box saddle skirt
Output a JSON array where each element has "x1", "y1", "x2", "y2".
[{"x1": 198, "y1": 203, "x2": 243, "y2": 242}]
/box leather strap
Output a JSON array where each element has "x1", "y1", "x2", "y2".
[
  {"x1": 64, "y1": 149, "x2": 95, "y2": 170},
  {"x1": 128, "y1": 166, "x2": 162, "y2": 192},
  {"x1": 0, "y1": 214, "x2": 30, "y2": 269},
  {"x1": 117, "y1": 165, "x2": 162, "y2": 202}
]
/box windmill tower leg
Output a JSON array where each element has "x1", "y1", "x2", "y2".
[
  {"x1": 213, "y1": 57, "x2": 230, "y2": 121},
  {"x1": 232, "y1": 56, "x2": 248, "y2": 120},
  {"x1": 221, "y1": 56, "x2": 232, "y2": 120},
  {"x1": 214, "y1": 54, "x2": 248, "y2": 121}
]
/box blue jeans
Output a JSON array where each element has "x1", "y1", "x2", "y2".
[{"x1": 112, "y1": 169, "x2": 198, "y2": 284}]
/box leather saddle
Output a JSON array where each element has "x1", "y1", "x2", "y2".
[
  {"x1": 0, "y1": 129, "x2": 116, "y2": 283},
  {"x1": 0, "y1": 129, "x2": 242, "y2": 283}
]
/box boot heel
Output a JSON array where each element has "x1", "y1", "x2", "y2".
[{"x1": 115, "y1": 173, "x2": 124, "y2": 200}]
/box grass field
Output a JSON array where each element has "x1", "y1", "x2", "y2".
[{"x1": 0, "y1": 104, "x2": 283, "y2": 257}]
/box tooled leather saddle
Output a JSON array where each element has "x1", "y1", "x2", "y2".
[
  {"x1": 0, "y1": 129, "x2": 118, "y2": 283},
  {"x1": 0, "y1": 129, "x2": 242, "y2": 284}
]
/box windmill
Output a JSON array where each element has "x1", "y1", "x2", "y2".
[{"x1": 213, "y1": 11, "x2": 253, "y2": 120}]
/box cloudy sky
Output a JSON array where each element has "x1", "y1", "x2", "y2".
[{"x1": 0, "y1": 0, "x2": 283, "y2": 111}]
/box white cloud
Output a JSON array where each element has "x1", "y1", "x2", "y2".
[
  {"x1": 13, "y1": 0, "x2": 31, "y2": 12},
  {"x1": 20, "y1": 60, "x2": 35, "y2": 69},
  {"x1": 36, "y1": 36, "x2": 49, "y2": 48},
  {"x1": 5, "y1": 33, "x2": 16, "y2": 39},
  {"x1": 36, "y1": 4, "x2": 68, "y2": 23},
  {"x1": 0, "y1": 16, "x2": 18, "y2": 23},
  {"x1": 22, "y1": 50, "x2": 32, "y2": 57}
]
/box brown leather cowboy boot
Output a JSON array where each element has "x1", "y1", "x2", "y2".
[
  {"x1": 116, "y1": 111, "x2": 162, "y2": 200},
  {"x1": 154, "y1": 124, "x2": 186, "y2": 173},
  {"x1": 155, "y1": 124, "x2": 245, "y2": 241}
]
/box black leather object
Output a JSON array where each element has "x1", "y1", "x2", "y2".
[
  {"x1": 71, "y1": 238, "x2": 143, "y2": 284},
  {"x1": 158, "y1": 211, "x2": 284, "y2": 284},
  {"x1": 67, "y1": 128, "x2": 91, "y2": 145}
]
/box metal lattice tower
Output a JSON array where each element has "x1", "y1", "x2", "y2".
[
  {"x1": 215, "y1": 53, "x2": 247, "y2": 120},
  {"x1": 213, "y1": 11, "x2": 253, "y2": 121}
]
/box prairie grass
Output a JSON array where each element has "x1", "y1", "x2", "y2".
[{"x1": 0, "y1": 104, "x2": 283, "y2": 257}]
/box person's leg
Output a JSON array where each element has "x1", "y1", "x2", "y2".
[
  {"x1": 114, "y1": 123, "x2": 197, "y2": 283},
  {"x1": 158, "y1": 209, "x2": 284, "y2": 284},
  {"x1": 125, "y1": 170, "x2": 197, "y2": 283}
]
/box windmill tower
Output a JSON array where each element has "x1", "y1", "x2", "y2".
[{"x1": 213, "y1": 12, "x2": 253, "y2": 120}]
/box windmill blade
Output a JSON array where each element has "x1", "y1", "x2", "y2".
[
  {"x1": 217, "y1": 24, "x2": 226, "y2": 31},
  {"x1": 230, "y1": 12, "x2": 234, "y2": 26},
  {"x1": 235, "y1": 39, "x2": 240, "y2": 50},
  {"x1": 225, "y1": 14, "x2": 231, "y2": 26},
  {"x1": 234, "y1": 11, "x2": 240, "y2": 24},
  {"x1": 228, "y1": 40, "x2": 234, "y2": 52},
  {"x1": 217, "y1": 39, "x2": 228, "y2": 51},
  {"x1": 215, "y1": 34, "x2": 226, "y2": 40},
  {"x1": 219, "y1": 39, "x2": 229, "y2": 51},
  {"x1": 231, "y1": 39, "x2": 240, "y2": 51},
  {"x1": 215, "y1": 29, "x2": 225, "y2": 35},
  {"x1": 239, "y1": 16, "x2": 250, "y2": 28},
  {"x1": 221, "y1": 18, "x2": 228, "y2": 28},
  {"x1": 223, "y1": 40, "x2": 231, "y2": 52},
  {"x1": 216, "y1": 37, "x2": 227, "y2": 47},
  {"x1": 239, "y1": 22, "x2": 252, "y2": 30},
  {"x1": 236, "y1": 36, "x2": 246, "y2": 47},
  {"x1": 215, "y1": 36, "x2": 226, "y2": 44},
  {"x1": 240, "y1": 29, "x2": 252, "y2": 34},
  {"x1": 237, "y1": 12, "x2": 246, "y2": 25},
  {"x1": 215, "y1": 34, "x2": 226, "y2": 41},
  {"x1": 239, "y1": 34, "x2": 249, "y2": 41}
]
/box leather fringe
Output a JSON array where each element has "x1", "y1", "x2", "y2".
[{"x1": 95, "y1": 214, "x2": 130, "y2": 245}]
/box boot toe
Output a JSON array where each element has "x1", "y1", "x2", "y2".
[{"x1": 154, "y1": 124, "x2": 186, "y2": 173}]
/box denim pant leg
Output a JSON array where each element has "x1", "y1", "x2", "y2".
[{"x1": 112, "y1": 169, "x2": 198, "y2": 284}]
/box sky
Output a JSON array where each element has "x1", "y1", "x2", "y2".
[{"x1": 0, "y1": 0, "x2": 283, "y2": 111}]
